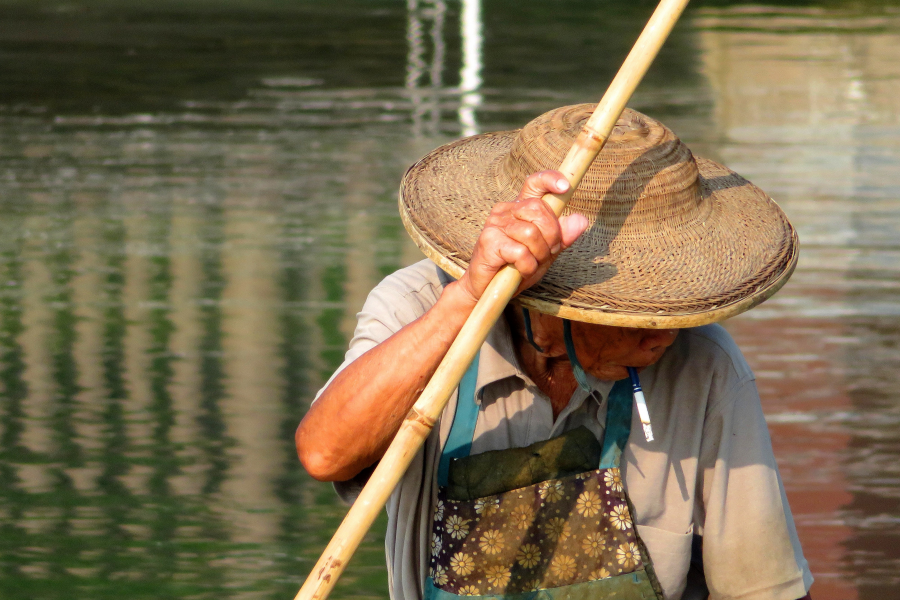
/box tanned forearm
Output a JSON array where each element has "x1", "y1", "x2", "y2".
[{"x1": 295, "y1": 281, "x2": 478, "y2": 481}]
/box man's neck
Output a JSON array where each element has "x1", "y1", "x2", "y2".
[{"x1": 513, "y1": 335, "x2": 578, "y2": 420}]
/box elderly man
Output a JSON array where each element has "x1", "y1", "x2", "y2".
[{"x1": 297, "y1": 106, "x2": 813, "y2": 600}]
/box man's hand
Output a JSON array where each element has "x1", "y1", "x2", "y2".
[
  {"x1": 297, "y1": 170, "x2": 589, "y2": 481},
  {"x1": 455, "y1": 170, "x2": 590, "y2": 304}
]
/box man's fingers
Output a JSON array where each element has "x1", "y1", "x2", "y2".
[
  {"x1": 477, "y1": 228, "x2": 540, "y2": 278},
  {"x1": 512, "y1": 170, "x2": 573, "y2": 253},
  {"x1": 517, "y1": 170, "x2": 570, "y2": 202},
  {"x1": 502, "y1": 219, "x2": 553, "y2": 264},
  {"x1": 498, "y1": 243, "x2": 540, "y2": 279},
  {"x1": 559, "y1": 213, "x2": 590, "y2": 249},
  {"x1": 513, "y1": 200, "x2": 564, "y2": 251}
]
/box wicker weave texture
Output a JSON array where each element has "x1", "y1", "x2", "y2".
[{"x1": 399, "y1": 105, "x2": 797, "y2": 325}]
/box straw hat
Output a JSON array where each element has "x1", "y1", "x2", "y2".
[{"x1": 399, "y1": 104, "x2": 798, "y2": 328}]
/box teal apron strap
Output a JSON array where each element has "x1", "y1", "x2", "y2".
[
  {"x1": 437, "y1": 352, "x2": 480, "y2": 486},
  {"x1": 600, "y1": 379, "x2": 634, "y2": 469},
  {"x1": 563, "y1": 320, "x2": 593, "y2": 394},
  {"x1": 522, "y1": 307, "x2": 544, "y2": 353}
]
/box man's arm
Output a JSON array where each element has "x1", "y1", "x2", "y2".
[
  {"x1": 296, "y1": 279, "x2": 475, "y2": 482},
  {"x1": 295, "y1": 171, "x2": 588, "y2": 481}
]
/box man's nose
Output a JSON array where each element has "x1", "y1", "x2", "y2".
[{"x1": 639, "y1": 329, "x2": 678, "y2": 353}]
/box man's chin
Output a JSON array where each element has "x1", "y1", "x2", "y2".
[
  {"x1": 595, "y1": 356, "x2": 664, "y2": 379},
  {"x1": 590, "y1": 365, "x2": 631, "y2": 382},
  {"x1": 626, "y1": 350, "x2": 670, "y2": 371}
]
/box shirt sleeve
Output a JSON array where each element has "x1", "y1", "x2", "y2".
[
  {"x1": 314, "y1": 260, "x2": 447, "y2": 401},
  {"x1": 314, "y1": 260, "x2": 447, "y2": 503},
  {"x1": 696, "y1": 378, "x2": 814, "y2": 600}
]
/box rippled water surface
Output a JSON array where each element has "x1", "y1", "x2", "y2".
[{"x1": 0, "y1": 1, "x2": 898, "y2": 599}]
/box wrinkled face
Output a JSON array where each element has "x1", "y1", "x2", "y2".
[{"x1": 512, "y1": 305, "x2": 679, "y2": 381}]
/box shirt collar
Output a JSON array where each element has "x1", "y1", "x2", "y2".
[{"x1": 473, "y1": 315, "x2": 525, "y2": 402}]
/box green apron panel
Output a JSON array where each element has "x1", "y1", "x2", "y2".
[{"x1": 446, "y1": 426, "x2": 602, "y2": 501}]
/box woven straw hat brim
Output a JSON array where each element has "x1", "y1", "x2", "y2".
[{"x1": 399, "y1": 122, "x2": 798, "y2": 329}]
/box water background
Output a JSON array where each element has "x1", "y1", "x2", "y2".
[{"x1": 1, "y1": 1, "x2": 899, "y2": 599}]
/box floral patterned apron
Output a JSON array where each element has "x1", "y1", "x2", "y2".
[{"x1": 424, "y1": 354, "x2": 663, "y2": 600}]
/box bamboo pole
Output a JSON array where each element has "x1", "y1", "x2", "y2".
[{"x1": 294, "y1": 1, "x2": 690, "y2": 598}]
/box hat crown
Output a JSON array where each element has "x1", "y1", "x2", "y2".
[{"x1": 497, "y1": 105, "x2": 706, "y2": 237}]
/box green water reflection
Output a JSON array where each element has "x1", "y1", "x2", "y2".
[{"x1": 0, "y1": 1, "x2": 899, "y2": 599}]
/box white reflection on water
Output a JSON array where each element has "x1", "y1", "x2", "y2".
[{"x1": 458, "y1": 0, "x2": 484, "y2": 136}]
